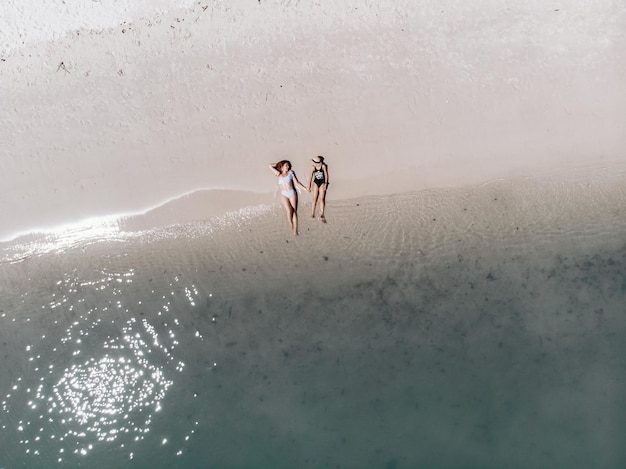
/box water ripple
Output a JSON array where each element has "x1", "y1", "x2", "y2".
[{"x1": 0, "y1": 266, "x2": 206, "y2": 465}]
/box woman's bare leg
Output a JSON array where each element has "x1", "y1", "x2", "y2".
[
  {"x1": 310, "y1": 185, "x2": 319, "y2": 218},
  {"x1": 319, "y1": 184, "x2": 327, "y2": 220},
  {"x1": 289, "y1": 193, "x2": 299, "y2": 235},
  {"x1": 281, "y1": 196, "x2": 295, "y2": 233}
]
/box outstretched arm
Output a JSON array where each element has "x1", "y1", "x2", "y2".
[
  {"x1": 306, "y1": 165, "x2": 314, "y2": 191},
  {"x1": 293, "y1": 172, "x2": 310, "y2": 192}
]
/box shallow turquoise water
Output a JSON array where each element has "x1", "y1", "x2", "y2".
[{"x1": 1, "y1": 182, "x2": 626, "y2": 468}]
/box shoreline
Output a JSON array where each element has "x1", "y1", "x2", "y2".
[
  {"x1": 1, "y1": 162, "x2": 624, "y2": 264},
  {"x1": 4, "y1": 150, "x2": 622, "y2": 244},
  {"x1": 2, "y1": 159, "x2": 625, "y2": 244}
]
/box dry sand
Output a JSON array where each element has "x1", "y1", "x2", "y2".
[{"x1": 1, "y1": 0, "x2": 625, "y2": 240}]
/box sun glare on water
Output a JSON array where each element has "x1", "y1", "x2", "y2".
[{"x1": 1, "y1": 267, "x2": 203, "y2": 464}]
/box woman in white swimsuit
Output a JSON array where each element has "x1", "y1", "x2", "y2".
[
  {"x1": 269, "y1": 160, "x2": 309, "y2": 235},
  {"x1": 307, "y1": 156, "x2": 330, "y2": 222}
]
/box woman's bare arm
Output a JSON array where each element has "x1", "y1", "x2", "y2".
[
  {"x1": 293, "y1": 172, "x2": 309, "y2": 192},
  {"x1": 268, "y1": 163, "x2": 280, "y2": 176},
  {"x1": 306, "y1": 165, "x2": 315, "y2": 191}
]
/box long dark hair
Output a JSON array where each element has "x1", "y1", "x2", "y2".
[{"x1": 274, "y1": 160, "x2": 291, "y2": 172}]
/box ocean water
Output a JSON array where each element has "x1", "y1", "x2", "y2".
[{"x1": 1, "y1": 175, "x2": 626, "y2": 469}]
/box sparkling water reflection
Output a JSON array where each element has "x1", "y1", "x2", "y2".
[{"x1": 1, "y1": 265, "x2": 205, "y2": 465}]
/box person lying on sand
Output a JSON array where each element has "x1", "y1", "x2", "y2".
[{"x1": 269, "y1": 160, "x2": 309, "y2": 235}]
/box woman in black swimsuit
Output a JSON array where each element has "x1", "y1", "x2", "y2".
[{"x1": 306, "y1": 155, "x2": 330, "y2": 222}]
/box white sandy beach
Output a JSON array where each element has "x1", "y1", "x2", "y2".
[{"x1": 1, "y1": 0, "x2": 625, "y2": 240}]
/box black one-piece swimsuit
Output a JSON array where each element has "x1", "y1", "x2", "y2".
[{"x1": 313, "y1": 166, "x2": 325, "y2": 186}]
